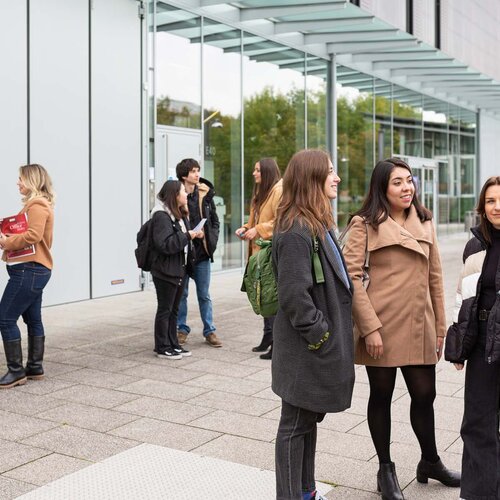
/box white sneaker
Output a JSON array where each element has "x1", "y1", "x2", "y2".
[
  {"x1": 156, "y1": 349, "x2": 182, "y2": 360},
  {"x1": 173, "y1": 347, "x2": 192, "y2": 357}
]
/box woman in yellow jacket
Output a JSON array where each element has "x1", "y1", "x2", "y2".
[
  {"x1": 236, "y1": 158, "x2": 282, "y2": 359},
  {"x1": 0, "y1": 164, "x2": 55, "y2": 389}
]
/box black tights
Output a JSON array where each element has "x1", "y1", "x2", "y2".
[{"x1": 366, "y1": 365, "x2": 439, "y2": 464}]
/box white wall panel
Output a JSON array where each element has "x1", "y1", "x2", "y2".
[
  {"x1": 360, "y1": 0, "x2": 406, "y2": 31},
  {"x1": 479, "y1": 112, "x2": 500, "y2": 186},
  {"x1": 30, "y1": 0, "x2": 90, "y2": 305},
  {"x1": 91, "y1": 0, "x2": 142, "y2": 298},
  {"x1": 414, "y1": 0, "x2": 435, "y2": 46},
  {"x1": 0, "y1": 1, "x2": 28, "y2": 288}
]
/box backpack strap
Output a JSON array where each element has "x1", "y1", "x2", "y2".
[{"x1": 312, "y1": 236, "x2": 325, "y2": 284}]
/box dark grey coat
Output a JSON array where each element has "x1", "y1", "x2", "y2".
[{"x1": 271, "y1": 222, "x2": 355, "y2": 413}]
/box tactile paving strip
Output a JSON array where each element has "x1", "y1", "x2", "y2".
[{"x1": 17, "y1": 444, "x2": 333, "y2": 499}]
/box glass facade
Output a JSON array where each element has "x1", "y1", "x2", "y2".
[{"x1": 150, "y1": 2, "x2": 478, "y2": 271}]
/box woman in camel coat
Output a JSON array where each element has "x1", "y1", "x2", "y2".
[
  {"x1": 236, "y1": 158, "x2": 282, "y2": 358},
  {"x1": 342, "y1": 158, "x2": 459, "y2": 500}
]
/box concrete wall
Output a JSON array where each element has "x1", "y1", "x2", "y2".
[{"x1": 0, "y1": 0, "x2": 142, "y2": 305}]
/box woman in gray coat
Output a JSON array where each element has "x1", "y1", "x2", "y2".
[{"x1": 272, "y1": 149, "x2": 355, "y2": 500}]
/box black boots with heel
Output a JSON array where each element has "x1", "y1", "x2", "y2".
[
  {"x1": 252, "y1": 334, "x2": 272, "y2": 352},
  {"x1": 0, "y1": 339, "x2": 27, "y2": 389},
  {"x1": 416, "y1": 457, "x2": 460, "y2": 487},
  {"x1": 26, "y1": 335, "x2": 45, "y2": 380},
  {"x1": 377, "y1": 462, "x2": 404, "y2": 500}
]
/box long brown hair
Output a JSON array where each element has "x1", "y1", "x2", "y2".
[
  {"x1": 157, "y1": 180, "x2": 188, "y2": 220},
  {"x1": 251, "y1": 158, "x2": 280, "y2": 216},
  {"x1": 477, "y1": 176, "x2": 500, "y2": 245},
  {"x1": 350, "y1": 157, "x2": 432, "y2": 228},
  {"x1": 275, "y1": 149, "x2": 334, "y2": 238}
]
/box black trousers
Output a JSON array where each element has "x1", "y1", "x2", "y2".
[
  {"x1": 275, "y1": 399, "x2": 325, "y2": 500},
  {"x1": 153, "y1": 275, "x2": 185, "y2": 353},
  {"x1": 461, "y1": 322, "x2": 500, "y2": 500}
]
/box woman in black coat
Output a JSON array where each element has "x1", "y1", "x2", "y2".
[
  {"x1": 272, "y1": 150, "x2": 355, "y2": 500},
  {"x1": 445, "y1": 176, "x2": 500, "y2": 500},
  {"x1": 150, "y1": 180, "x2": 203, "y2": 360}
]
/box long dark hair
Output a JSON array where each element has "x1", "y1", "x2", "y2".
[
  {"x1": 157, "y1": 180, "x2": 188, "y2": 220},
  {"x1": 251, "y1": 158, "x2": 281, "y2": 216},
  {"x1": 275, "y1": 149, "x2": 334, "y2": 238},
  {"x1": 351, "y1": 157, "x2": 432, "y2": 228},
  {"x1": 476, "y1": 176, "x2": 500, "y2": 245}
]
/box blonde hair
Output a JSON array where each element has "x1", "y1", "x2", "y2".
[{"x1": 19, "y1": 164, "x2": 55, "y2": 206}]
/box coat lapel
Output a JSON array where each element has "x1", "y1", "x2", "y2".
[
  {"x1": 322, "y1": 230, "x2": 353, "y2": 293},
  {"x1": 367, "y1": 206, "x2": 432, "y2": 258}
]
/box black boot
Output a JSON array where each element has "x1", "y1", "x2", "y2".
[
  {"x1": 416, "y1": 457, "x2": 460, "y2": 487},
  {"x1": 259, "y1": 345, "x2": 272, "y2": 360},
  {"x1": 252, "y1": 334, "x2": 272, "y2": 352},
  {"x1": 0, "y1": 339, "x2": 27, "y2": 389},
  {"x1": 377, "y1": 462, "x2": 404, "y2": 500},
  {"x1": 26, "y1": 336, "x2": 45, "y2": 380}
]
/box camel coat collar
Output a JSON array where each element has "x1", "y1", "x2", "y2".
[{"x1": 367, "y1": 205, "x2": 433, "y2": 259}]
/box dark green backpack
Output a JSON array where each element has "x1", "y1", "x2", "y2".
[{"x1": 241, "y1": 237, "x2": 324, "y2": 318}]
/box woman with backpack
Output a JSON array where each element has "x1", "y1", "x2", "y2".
[
  {"x1": 149, "y1": 180, "x2": 203, "y2": 360},
  {"x1": 272, "y1": 149, "x2": 354, "y2": 500},
  {"x1": 235, "y1": 157, "x2": 282, "y2": 360}
]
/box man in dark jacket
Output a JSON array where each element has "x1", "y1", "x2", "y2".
[{"x1": 176, "y1": 158, "x2": 222, "y2": 347}]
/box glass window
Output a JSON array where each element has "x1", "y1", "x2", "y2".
[
  {"x1": 155, "y1": 5, "x2": 201, "y2": 129},
  {"x1": 374, "y1": 79, "x2": 392, "y2": 162},
  {"x1": 393, "y1": 85, "x2": 422, "y2": 158},
  {"x1": 242, "y1": 34, "x2": 305, "y2": 215},
  {"x1": 336, "y1": 65, "x2": 374, "y2": 228},
  {"x1": 306, "y1": 56, "x2": 328, "y2": 150},
  {"x1": 202, "y1": 19, "x2": 242, "y2": 270}
]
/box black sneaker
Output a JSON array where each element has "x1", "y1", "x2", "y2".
[
  {"x1": 156, "y1": 349, "x2": 182, "y2": 360},
  {"x1": 173, "y1": 347, "x2": 192, "y2": 357}
]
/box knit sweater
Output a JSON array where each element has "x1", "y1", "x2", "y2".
[{"x1": 1, "y1": 197, "x2": 54, "y2": 269}]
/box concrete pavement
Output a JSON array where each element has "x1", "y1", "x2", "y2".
[{"x1": 0, "y1": 232, "x2": 468, "y2": 499}]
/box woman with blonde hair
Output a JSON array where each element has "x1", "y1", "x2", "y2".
[
  {"x1": 272, "y1": 149, "x2": 354, "y2": 500},
  {"x1": 0, "y1": 164, "x2": 55, "y2": 389},
  {"x1": 236, "y1": 157, "x2": 282, "y2": 359}
]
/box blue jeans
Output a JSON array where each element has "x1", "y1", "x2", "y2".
[
  {"x1": 177, "y1": 258, "x2": 216, "y2": 337},
  {"x1": 0, "y1": 263, "x2": 51, "y2": 342}
]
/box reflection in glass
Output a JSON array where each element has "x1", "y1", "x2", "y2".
[
  {"x1": 393, "y1": 86, "x2": 422, "y2": 158},
  {"x1": 156, "y1": 5, "x2": 201, "y2": 128},
  {"x1": 202, "y1": 19, "x2": 242, "y2": 269},
  {"x1": 306, "y1": 57, "x2": 327, "y2": 150},
  {"x1": 243, "y1": 34, "x2": 306, "y2": 217},
  {"x1": 336, "y1": 65, "x2": 374, "y2": 228}
]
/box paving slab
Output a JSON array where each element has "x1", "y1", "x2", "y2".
[
  {"x1": 3, "y1": 453, "x2": 91, "y2": 486},
  {"x1": 20, "y1": 425, "x2": 139, "y2": 462},
  {"x1": 0, "y1": 440, "x2": 50, "y2": 474}
]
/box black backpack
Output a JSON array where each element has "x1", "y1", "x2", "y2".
[{"x1": 135, "y1": 218, "x2": 154, "y2": 271}]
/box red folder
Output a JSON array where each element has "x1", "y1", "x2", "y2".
[{"x1": 0, "y1": 213, "x2": 36, "y2": 259}]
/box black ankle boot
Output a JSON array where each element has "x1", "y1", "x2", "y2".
[
  {"x1": 416, "y1": 457, "x2": 460, "y2": 487},
  {"x1": 259, "y1": 345, "x2": 272, "y2": 360},
  {"x1": 0, "y1": 339, "x2": 27, "y2": 389},
  {"x1": 377, "y1": 462, "x2": 404, "y2": 500},
  {"x1": 26, "y1": 336, "x2": 45, "y2": 380},
  {"x1": 252, "y1": 334, "x2": 272, "y2": 352}
]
